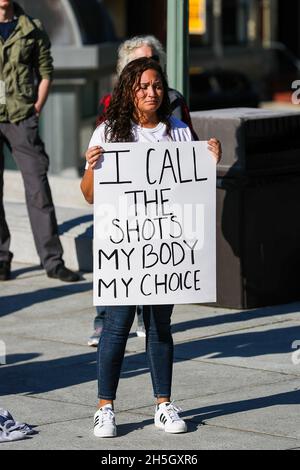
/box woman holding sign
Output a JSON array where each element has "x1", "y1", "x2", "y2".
[
  {"x1": 88, "y1": 34, "x2": 198, "y2": 347},
  {"x1": 81, "y1": 57, "x2": 221, "y2": 438}
]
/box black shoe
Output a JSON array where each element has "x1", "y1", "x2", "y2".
[
  {"x1": 47, "y1": 264, "x2": 80, "y2": 282},
  {"x1": 0, "y1": 260, "x2": 11, "y2": 281}
]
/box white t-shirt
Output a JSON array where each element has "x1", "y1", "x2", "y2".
[{"x1": 86, "y1": 116, "x2": 193, "y2": 168}]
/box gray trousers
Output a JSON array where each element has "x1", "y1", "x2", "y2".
[{"x1": 0, "y1": 114, "x2": 63, "y2": 272}]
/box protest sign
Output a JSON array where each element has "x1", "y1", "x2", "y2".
[{"x1": 93, "y1": 141, "x2": 216, "y2": 305}]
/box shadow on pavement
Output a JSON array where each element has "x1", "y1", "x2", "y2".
[
  {"x1": 58, "y1": 214, "x2": 92, "y2": 236},
  {"x1": 5, "y1": 353, "x2": 41, "y2": 364},
  {"x1": 0, "y1": 282, "x2": 93, "y2": 318},
  {"x1": 172, "y1": 301, "x2": 300, "y2": 335},
  {"x1": 116, "y1": 417, "x2": 199, "y2": 436},
  {"x1": 0, "y1": 325, "x2": 298, "y2": 396},
  {"x1": 10, "y1": 265, "x2": 43, "y2": 279},
  {"x1": 181, "y1": 388, "x2": 300, "y2": 424},
  {"x1": 173, "y1": 324, "x2": 300, "y2": 361}
]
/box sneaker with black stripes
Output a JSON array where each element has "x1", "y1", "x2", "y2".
[
  {"x1": 93, "y1": 404, "x2": 117, "y2": 438},
  {"x1": 154, "y1": 401, "x2": 187, "y2": 433}
]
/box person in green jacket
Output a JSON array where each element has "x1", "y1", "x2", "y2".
[{"x1": 0, "y1": 0, "x2": 79, "y2": 282}]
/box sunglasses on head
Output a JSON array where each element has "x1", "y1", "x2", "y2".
[{"x1": 150, "y1": 55, "x2": 160, "y2": 62}]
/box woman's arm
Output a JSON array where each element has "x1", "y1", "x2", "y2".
[
  {"x1": 80, "y1": 146, "x2": 104, "y2": 204},
  {"x1": 80, "y1": 166, "x2": 94, "y2": 204}
]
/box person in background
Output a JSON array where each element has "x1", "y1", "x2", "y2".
[
  {"x1": 0, "y1": 0, "x2": 79, "y2": 282},
  {"x1": 81, "y1": 57, "x2": 221, "y2": 437},
  {"x1": 88, "y1": 34, "x2": 197, "y2": 347}
]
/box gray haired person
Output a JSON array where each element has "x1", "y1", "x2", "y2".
[{"x1": 96, "y1": 35, "x2": 197, "y2": 134}]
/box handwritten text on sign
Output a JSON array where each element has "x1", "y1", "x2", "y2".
[{"x1": 93, "y1": 141, "x2": 216, "y2": 305}]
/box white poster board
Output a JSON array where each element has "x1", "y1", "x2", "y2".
[{"x1": 93, "y1": 141, "x2": 216, "y2": 305}]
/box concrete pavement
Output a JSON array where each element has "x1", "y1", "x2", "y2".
[{"x1": 1, "y1": 262, "x2": 300, "y2": 450}]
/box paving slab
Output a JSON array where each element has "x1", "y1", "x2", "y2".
[
  {"x1": 4, "y1": 201, "x2": 93, "y2": 270},
  {"x1": 168, "y1": 302, "x2": 300, "y2": 343},
  {"x1": 1, "y1": 262, "x2": 300, "y2": 450},
  {"x1": 164, "y1": 379, "x2": 300, "y2": 440},
  {"x1": 0, "y1": 282, "x2": 93, "y2": 326},
  {"x1": 174, "y1": 320, "x2": 300, "y2": 376},
  {"x1": 1, "y1": 406, "x2": 299, "y2": 450}
]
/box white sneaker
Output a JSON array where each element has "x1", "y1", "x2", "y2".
[
  {"x1": 154, "y1": 401, "x2": 187, "y2": 433},
  {"x1": 136, "y1": 325, "x2": 146, "y2": 337},
  {"x1": 93, "y1": 405, "x2": 117, "y2": 438},
  {"x1": 87, "y1": 327, "x2": 102, "y2": 347}
]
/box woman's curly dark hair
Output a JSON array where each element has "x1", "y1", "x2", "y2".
[{"x1": 105, "y1": 57, "x2": 171, "y2": 142}]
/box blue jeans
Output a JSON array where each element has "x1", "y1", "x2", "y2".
[
  {"x1": 94, "y1": 306, "x2": 106, "y2": 329},
  {"x1": 97, "y1": 304, "x2": 174, "y2": 400},
  {"x1": 94, "y1": 305, "x2": 144, "y2": 329}
]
